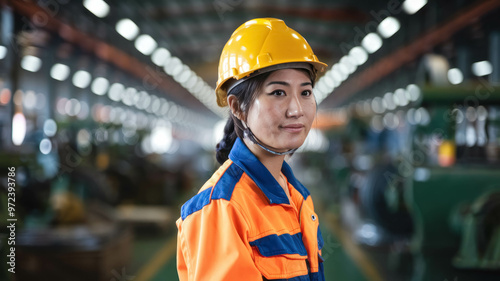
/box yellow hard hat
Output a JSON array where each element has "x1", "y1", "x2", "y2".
[{"x1": 215, "y1": 18, "x2": 327, "y2": 107}]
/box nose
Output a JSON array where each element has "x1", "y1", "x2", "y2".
[{"x1": 286, "y1": 94, "x2": 304, "y2": 118}]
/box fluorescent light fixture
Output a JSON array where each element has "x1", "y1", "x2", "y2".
[
  {"x1": 12, "y1": 112, "x2": 26, "y2": 146},
  {"x1": 23, "y1": 90, "x2": 37, "y2": 110},
  {"x1": 447, "y1": 68, "x2": 464, "y2": 84},
  {"x1": 39, "y1": 138, "x2": 52, "y2": 155},
  {"x1": 0, "y1": 45, "x2": 7, "y2": 59},
  {"x1": 151, "y1": 47, "x2": 171, "y2": 66},
  {"x1": 108, "y1": 83, "x2": 124, "y2": 101},
  {"x1": 340, "y1": 56, "x2": 357, "y2": 74},
  {"x1": 472, "y1": 60, "x2": 493, "y2": 77},
  {"x1": 50, "y1": 63, "x2": 70, "y2": 81},
  {"x1": 407, "y1": 84, "x2": 421, "y2": 102},
  {"x1": 402, "y1": 0, "x2": 428, "y2": 14},
  {"x1": 72, "y1": 70, "x2": 92, "y2": 88},
  {"x1": 21, "y1": 55, "x2": 42, "y2": 72},
  {"x1": 116, "y1": 18, "x2": 139, "y2": 40},
  {"x1": 349, "y1": 46, "x2": 368, "y2": 66},
  {"x1": 83, "y1": 0, "x2": 110, "y2": 18},
  {"x1": 377, "y1": 17, "x2": 400, "y2": 38},
  {"x1": 65, "y1": 98, "x2": 81, "y2": 116},
  {"x1": 43, "y1": 119, "x2": 57, "y2": 137},
  {"x1": 361, "y1": 33, "x2": 383, "y2": 54},
  {"x1": 91, "y1": 77, "x2": 110, "y2": 95},
  {"x1": 135, "y1": 34, "x2": 157, "y2": 56}
]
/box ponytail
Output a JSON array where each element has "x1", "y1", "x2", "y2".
[{"x1": 216, "y1": 116, "x2": 239, "y2": 164}]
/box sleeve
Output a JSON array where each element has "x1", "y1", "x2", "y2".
[{"x1": 176, "y1": 199, "x2": 262, "y2": 281}]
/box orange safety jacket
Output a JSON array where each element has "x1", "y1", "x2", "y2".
[{"x1": 176, "y1": 138, "x2": 325, "y2": 281}]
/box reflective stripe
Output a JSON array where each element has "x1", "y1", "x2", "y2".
[
  {"x1": 249, "y1": 233, "x2": 307, "y2": 257},
  {"x1": 180, "y1": 188, "x2": 212, "y2": 220},
  {"x1": 211, "y1": 163, "x2": 244, "y2": 201}
]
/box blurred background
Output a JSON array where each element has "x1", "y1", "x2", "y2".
[{"x1": 0, "y1": 0, "x2": 499, "y2": 280}]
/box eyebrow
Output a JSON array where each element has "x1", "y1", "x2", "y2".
[{"x1": 266, "y1": 81, "x2": 312, "y2": 87}]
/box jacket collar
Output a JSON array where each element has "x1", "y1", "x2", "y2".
[{"x1": 229, "y1": 137, "x2": 310, "y2": 204}]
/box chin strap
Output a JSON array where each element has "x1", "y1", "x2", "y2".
[{"x1": 242, "y1": 122, "x2": 298, "y2": 156}]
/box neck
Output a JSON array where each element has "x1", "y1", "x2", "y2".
[{"x1": 243, "y1": 137, "x2": 285, "y2": 181}]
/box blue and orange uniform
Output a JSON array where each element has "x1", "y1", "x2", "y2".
[{"x1": 176, "y1": 138, "x2": 325, "y2": 280}]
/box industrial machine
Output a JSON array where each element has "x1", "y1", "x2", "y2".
[{"x1": 326, "y1": 85, "x2": 500, "y2": 280}]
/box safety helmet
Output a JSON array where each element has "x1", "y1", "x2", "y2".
[{"x1": 215, "y1": 18, "x2": 327, "y2": 107}]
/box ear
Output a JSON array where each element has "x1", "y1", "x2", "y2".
[{"x1": 228, "y1": 95, "x2": 243, "y2": 120}]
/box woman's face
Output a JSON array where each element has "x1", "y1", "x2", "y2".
[{"x1": 245, "y1": 68, "x2": 316, "y2": 152}]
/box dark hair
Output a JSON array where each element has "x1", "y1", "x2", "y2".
[
  {"x1": 215, "y1": 68, "x2": 315, "y2": 164},
  {"x1": 215, "y1": 72, "x2": 271, "y2": 164}
]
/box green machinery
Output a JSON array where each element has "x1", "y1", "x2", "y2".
[
  {"x1": 408, "y1": 86, "x2": 500, "y2": 277},
  {"x1": 325, "y1": 85, "x2": 500, "y2": 280}
]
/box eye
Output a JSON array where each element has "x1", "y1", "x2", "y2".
[
  {"x1": 302, "y1": 90, "x2": 312, "y2": 97},
  {"x1": 270, "y1": 90, "x2": 286, "y2": 96}
]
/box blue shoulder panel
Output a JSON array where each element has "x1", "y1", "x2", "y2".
[
  {"x1": 211, "y1": 163, "x2": 244, "y2": 201},
  {"x1": 181, "y1": 188, "x2": 212, "y2": 220}
]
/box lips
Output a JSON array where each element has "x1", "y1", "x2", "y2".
[{"x1": 280, "y1": 124, "x2": 305, "y2": 133}]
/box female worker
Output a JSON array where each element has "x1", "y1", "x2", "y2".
[{"x1": 176, "y1": 18, "x2": 327, "y2": 281}]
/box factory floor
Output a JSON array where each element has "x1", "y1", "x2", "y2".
[{"x1": 128, "y1": 207, "x2": 500, "y2": 281}]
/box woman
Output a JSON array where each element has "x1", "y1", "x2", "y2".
[{"x1": 177, "y1": 18, "x2": 327, "y2": 281}]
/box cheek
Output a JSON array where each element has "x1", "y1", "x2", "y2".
[
  {"x1": 246, "y1": 100, "x2": 263, "y2": 126},
  {"x1": 305, "y1": 100, "x2": 317, "y2": 123}
]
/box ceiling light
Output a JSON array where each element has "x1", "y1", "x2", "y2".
[
  {"x1": 43, "y1": 119, "x2": 57, "y2": 137},
  {"x1": 384, "y1": 92, "x2": 396, "y2": 110},
  {"x1": 116, "y1": 18, "x2": 139, "y2": 40},
  {"x1": 151, "y1": 47, "x2": 171, "y2": 66},
  {"x1": 21, "y1": 55, "x2": 42, "y2": 72},
  {"x1": 39, "y1": 138, "x2": 52, "y2": 155},
  {"x1": 164, "y1": 57, "x2": 181, "y2": 75},
  {"x1": 447, "y1": 68, "x2": 464, "y2": 84},
  {"x1": 340, "y1": 56, "x2": 357, "y2": 74},
  {"x1": 91, "y1": 77, "x2": 110, "y2": 95},
  {"x1": 50, "y1": 63, "x2": 70, "y2": 81},
  {"x1": 72, "y1": 70, "x2": 92, "y2": 88},
  {"x1": 12, "y1": 112, "x2": 26, "y2": 146},
  {"x1": 65, "y1": 98, "x2": 81, "y2": 116},
  {"x1": 0, "y1": 45, "x2": 7, "y2": 59},
  {"x1": 134, "y1": 34, "x2": 157, "y2": 56},
  {"x1": 348, "y1": 46, "x2": 368, "y2": 66},
  {"x1": 361, "y1": 33, "x2": 383, "y2": 54},
  {"x1": 402, "y1": 0, "x2": 428, "y2": 14},
  {"x1": 108, "y1": 83, "x2": 124, "y2": 101},
  {"x1": 377, "y1": 17, "x2": 400, "y2": 38},
  {"x1": 83, "y1": 0, "x2": 110, "y2": 18},
  {"x1": 406, "y1": 84, "x2": 421, "y2": 102},
  {"x1": 23, "y1": 90, "x2": 37, "y2": 110},
  {"x1": 471, "y1": 60, "x2": 493, "y2": 77}
]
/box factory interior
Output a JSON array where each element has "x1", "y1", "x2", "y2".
[{"x1": 1, "y1": 0, "x2": 500, "y2": 280}]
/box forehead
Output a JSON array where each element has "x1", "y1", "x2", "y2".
[{"x1": 264, "y1": 68, "x2": 311, "y2": 84}]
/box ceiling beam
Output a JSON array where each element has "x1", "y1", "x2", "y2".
[
  {"x1": 322, "y1": 0, "x2": 500, "y2": 108},
  {"x1": 5, "y1": 0, "x2": 215, "y2": 115}
]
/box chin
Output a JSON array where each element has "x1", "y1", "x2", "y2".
[{"x1": 281, "y1": 139, "x2": 306, "y2": 150}]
